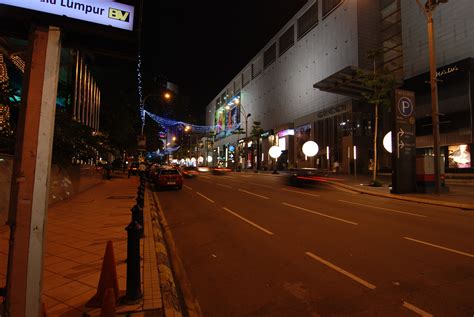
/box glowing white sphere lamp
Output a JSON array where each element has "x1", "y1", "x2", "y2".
[
  {"x1": 383, "y1": 131, "x2": 392, "y2": 153},
  {"x1": 207, "y1": 155, "x2": 213, "y2": 163},
  {"x1": 302, "y1": 141, "x2": 319, "y2": 157},
  {"x1": 269, "y1": 146, "x2": 282, "y2": 159}
]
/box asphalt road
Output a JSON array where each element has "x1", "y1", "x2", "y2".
[{"x1": 152, "y1": 172, "x2": 473, "y2": 317}]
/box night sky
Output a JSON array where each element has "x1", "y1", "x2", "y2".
[{"x1": 141, "y1": 0, "x2": 308, "y2": 122}]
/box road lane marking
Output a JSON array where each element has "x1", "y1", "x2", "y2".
[
  {"x1": 222, "y1": 207, "x2": 274, "y2": 235},
  {"x1": 402, "y1": 301, "x2": 433, "y2": 317},
  {"x1": 282, "y1": 203, "x2": 358, "y2": 225},
  {"x1": 404, "y1": 237, "x2": 474, "y2": 258},
  {"x1": 238, "y1": 189, "x2": 270, "y2": 200},
  {"x1": 183, "y1": 185, "x2": 193, "y2": 190},
  {"x1": 305, "y1": 252, "x2": 376, "y2": 289},
  {"x1": 282, "y1": 188, "x2": 320, "y2": 197},
  {"x1": 196, "y1": 192, "x2": 215, "y2": 203},
  {"x1": 216, "y1": 183, "x2": 232, "y2": 189},
  {"x1": 250, "y1": 182, "x2": 272, "y2": 188},
  {"x1": 326, "y1": 183, "x2": 359, "y2": 194},
  {"x1": 338, "y1": 200, "x2": 427, "y2": 218}
]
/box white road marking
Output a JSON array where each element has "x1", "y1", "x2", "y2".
[
  {"x1": 183, "y1": 185, "x2": 193, "y2": 190},
  {"x1": 250, "y1": 182, "x2": 272, "y2": 188},
  {"x1": 404, "y1": 237, "x2": 474, "y2": 258},
  {"x1": 222, "y1": 207, "x2": 274, "y2": 235},
  {"x1": 305, "y1": 252, "x2": 376, "y2": 289},
  {"x1": 216, "y1": 183, "x2": 232, "y2": 189},
  {"x1": 326, "y1": 183, "x2": 358, "y2": 194},
  {"x1": 282, "y1": 188, "x2": 320, "y2": 197},
  {"x1": 196, "y1": 192, "x2": 215, "y2": 203},
  {"x1": 282, "y1": 203, "x2": 358, "y2": 225},
  {"x1": 402, "y1": 301, "x2": 433, "y2": 317},
  {"x1": 238, "y1": 189, "x2": 270, "y2": 200},
  {"x1": 338, "y1": 200, "x2": 427, "y2": 218}
]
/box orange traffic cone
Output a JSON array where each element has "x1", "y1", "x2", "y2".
[
  {"x1": 100, "y1": 288, "x2": 117, "y2": 317},
  {"x1": 86, "y1": 241, "x2": 122, "y2": 307}
]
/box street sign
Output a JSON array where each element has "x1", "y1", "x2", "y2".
[
  {"x1": 0, "y1": 0, "x2": 135, "y2": 31},
  {"x1": 391, "y1": 89, "x2": 417, "y2": 194}
]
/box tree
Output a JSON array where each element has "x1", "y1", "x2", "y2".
[{"x1": 357, "y1": 50, "x2": 398, "y2": 182}]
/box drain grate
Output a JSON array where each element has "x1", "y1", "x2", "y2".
[{"x1": 107, "y1": 195, "x2": 135, "y2": 199}]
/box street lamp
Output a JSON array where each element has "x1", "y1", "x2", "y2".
[{"x1": 415, "y1": 0, "x2": 448, "y2": 195}]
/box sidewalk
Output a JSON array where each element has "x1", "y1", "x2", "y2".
[{"x1": 0, "y1": 172, "x2": 177, "y2": 316}]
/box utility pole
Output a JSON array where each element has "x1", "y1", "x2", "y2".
[{"x1": 416, "y1": 0, "x2": 447, "y2": 195}]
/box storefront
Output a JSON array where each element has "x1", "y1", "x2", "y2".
[{"x1": 404, "y1": 58, "x2": 474, "y2": 173}]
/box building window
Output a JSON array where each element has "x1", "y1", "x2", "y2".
[
  {"x1": 322, "y1": 0, "x2": 342, "y2": 18},
  {"x1": 297, "y1": 1, "x2": 319, "y2": 40},
  {"x1": 381, "y1": 0, "x2": 403, "y2": 78},
  {"x1": 264, "y1": 43, "x2": 277, "y2": 69},
  {"x1": 252, "y1": 56, "x2": 263, "y2": 79},
  {"x1": 279, "y1": 25, "x2": 295, "y2": 56}
]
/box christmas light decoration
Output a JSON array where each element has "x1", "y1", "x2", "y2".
[
  {"x1": 144, "y1": 110, "x2": 241, "y2": 134},
  {"x1": 11, "y1": 55, "x2": 25, "y2": 73}
]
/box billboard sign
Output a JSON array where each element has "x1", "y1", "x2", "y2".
[{"x1": 0, "y1": 0, "x2": 135, "y2": 31}]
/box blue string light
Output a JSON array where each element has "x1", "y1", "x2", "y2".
[{"x1": 144, "y1": 110, "x2": 241, "y2": 134}]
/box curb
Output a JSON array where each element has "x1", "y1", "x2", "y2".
[
  {"x1": 148, "y1": 189, "x2": 183, "y2": 317},
  {"x1": 328, "y1": 181, "x2": 474, "y2": 210},
  {"x1": 149, "y1": 189, "x2": 203, "y2": 317}
]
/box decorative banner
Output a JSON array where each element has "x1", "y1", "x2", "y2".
[{"x1": 0, "y1": 0, "x2": 135, "y2": 31}]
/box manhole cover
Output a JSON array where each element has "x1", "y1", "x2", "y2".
[{"x1": 107, "y1": 196, "x2": 135, "y2": 199}]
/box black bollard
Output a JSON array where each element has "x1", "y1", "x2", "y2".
[
  {"x1": 130, "y1": 204, "x2": 142, "y2": 223},
  {"x1": 136, "y1": 195, "x2": 144, "y2": 208},
  {"x1": 124, "y1": 221, "x2": 143, "y2": 303}
]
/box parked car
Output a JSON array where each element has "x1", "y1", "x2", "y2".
[{"x1": 151, "y1": 166, "x2": 183, "y2": 190}]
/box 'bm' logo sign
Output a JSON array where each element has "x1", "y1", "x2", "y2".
[{"x1": 108, "y1": 8, "x2": 130, "y2": 22}]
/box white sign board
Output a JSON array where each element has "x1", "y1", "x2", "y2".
[{"x1": 0, "y1": 0, "x2": 135, "y2": 31}]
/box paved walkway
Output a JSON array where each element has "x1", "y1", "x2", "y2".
[{"x1": 0, "y1": 173, "x2": 167, "y2": 316}]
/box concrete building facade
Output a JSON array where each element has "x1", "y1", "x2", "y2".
[{"x1": 205, "y1": 0, "x2": 474, "y2": 173}]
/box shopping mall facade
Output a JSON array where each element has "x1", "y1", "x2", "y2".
[{"x1": 204, "y1": 0, "x2": 474, "y2": 174}]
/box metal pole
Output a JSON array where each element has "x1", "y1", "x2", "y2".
[{"x1": 427, "y1": 11, "x2": 441, "y2": 195}]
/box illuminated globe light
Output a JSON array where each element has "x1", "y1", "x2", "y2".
[
  {"x1": 191, "y1": 157, "x2": 196, "y2": 162},
  {"x1": 269, "y1": 146, "x2": 282, "y2": 159},
  {"x1": 207, "y1": 155, "x2": 213, "y2": 163},
  {"x1": 302, "y1": 141, "x2": 319, "y2": 157},
  {"x1": 198, "y1": 156, "x2": 204, "y2": 164},
  {"x1": 383, "y1": 131, "x2": 392, "y2": 153}
]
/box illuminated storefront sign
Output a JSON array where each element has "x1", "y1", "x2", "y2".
[
  {"x1": 0, "y1": 0, "x2": 135, "y2": 31},
  {"x1": 277, "y1": 129, "x2": 294, "y2": 138},
  {"x1": 448, "y1": 144, "x2": 471, "y2": 169}
]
